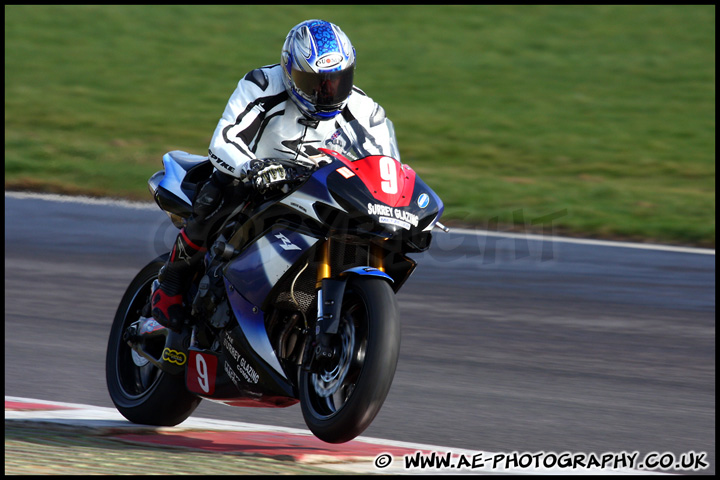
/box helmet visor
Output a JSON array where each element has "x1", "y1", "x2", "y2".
[{"x1": 292, "y1": 64, "x2": 355, "y2": 111}]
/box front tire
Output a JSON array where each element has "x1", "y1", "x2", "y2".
[
  {"x1": 105, "y1": 255, "x2": 201, "y2": 426},
  {"x1": 299, "y1": 276, "x2": 400, "y2": 443}
]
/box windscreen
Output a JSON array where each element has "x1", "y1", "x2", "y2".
[{"x1": 322, "y1": 118, "x2": 401, "y2": 162}]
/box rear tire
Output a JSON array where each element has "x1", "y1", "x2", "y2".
[
  {"x1": 105, "y1": 255, "x2": 201, "y2": 426},
  {"x1": 299, "y1": 276, "x2": 400, "y2": 443}
]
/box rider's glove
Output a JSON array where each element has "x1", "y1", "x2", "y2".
[{"x1": 244, "y1": 159, "x2": 287, "y2": 194}]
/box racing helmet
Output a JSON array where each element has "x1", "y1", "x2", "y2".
[{"x1": 281, "y1": 19, "x2": 356, "y2": 120}]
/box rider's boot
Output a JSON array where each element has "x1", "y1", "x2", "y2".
[{"x1": 151, "y1": 228, "x2": 206, "y2": 332}]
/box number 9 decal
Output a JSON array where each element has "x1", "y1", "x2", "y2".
[
  {"x1": 379, "y1": 156, "x2": 398, "y2": 194},
  {"x1": 187, "y1": 350, "x2": 217, "y2": 395},
  {"x1": 196, "y1": 354, "x2": 209, "y2": 393}
]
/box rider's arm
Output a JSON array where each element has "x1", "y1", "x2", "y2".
[
  {"x1": 345, "y1": 88, "x2": 397, "y2": 157},
  {"x1": 207, "y1": 66, "x2": 287, "y2": 178}
]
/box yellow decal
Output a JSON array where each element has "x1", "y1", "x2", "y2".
[{"x1": 162, "y1": 348, "x2": 187, "y2": 365}]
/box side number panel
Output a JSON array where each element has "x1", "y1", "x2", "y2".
[{"x1": 186, "y1": 350, "x2": 218, "y2": 395}]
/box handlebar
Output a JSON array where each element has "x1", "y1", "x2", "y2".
[
  {"x1": 434, "y1": 221, "x2": 450, "y2": 233},
  {"x1": 243, "y1": 157, "x2": 323, "y2": 197}
]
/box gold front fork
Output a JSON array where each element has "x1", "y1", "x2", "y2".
[
  {"x1": 316, "y1": 238, "x2": 332, "y2": 287},
  {"x1": 370, "y1": 242, "x2": 385, "y2": 272},
  {"x1": 316, "y1": 238, "x2": 386, "y2": 288}
]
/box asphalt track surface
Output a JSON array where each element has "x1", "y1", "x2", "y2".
[{"x1": 4, "y1": 193, "x2": 716, "y2": 474}]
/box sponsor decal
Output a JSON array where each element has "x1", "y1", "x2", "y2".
[
  {"x1": 290, "y1": 202, "x2": 307, "y2": 213},
  {"x1": 208, "y1": 149, "x2": 235, "y2": 173},
  {"x1": 368, "y1": 203, "x2": 419, "y2": 228},
  {"x1": 315, "y1": 53, "x2": 343, "y2": 69},
  {"x1": 417, "y1": 193, "x2": 430, "y2": 209},
  {"x1": 379, "y1": 216, "x2": 411, "y2": 230},
  {"x1": 336, "y1": 166, "x2": 355, "y2": 179},
  {"x1": 223, "y1": 332, "x2": 260, "y2": 384},
  {"x1": 225, "y1": 360, "x2": 241, "y2": 389},
  {"x1": 162, "y1": 348, "x2": 187, "y2": 365},
  {"x1": 275, "y1": 233, "x2": 302, "y2": 251},
  {"x1": 224, "y1": 332, "x2": 241, "y2": 362},
  {"x1": 237, "y1": 356, "x2": 260, "y2": 384}
]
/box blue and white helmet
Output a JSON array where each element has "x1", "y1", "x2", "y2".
[{"x1": 281, "y1": 19, "x2": 356, "y2": 120}]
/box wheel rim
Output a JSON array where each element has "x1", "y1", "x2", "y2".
[
  {"x1": 307, "y1": 297, "x2": 368, "y2": 419},
  {"x1": 312, "y1": 316, "x2": 354, "y2": 397},
  {"x1": 113, "y1": 277, "x2": 164, "y2": 399}
]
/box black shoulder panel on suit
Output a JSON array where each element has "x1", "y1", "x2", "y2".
[{"x1": 244, "y1": 68, "x2": 269, "y2": 91}]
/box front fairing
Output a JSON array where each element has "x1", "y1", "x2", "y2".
[
  {"x1": 322, "y1": 164, "x2": 441, "y2": 247},
  {"x1": 318, "y1": 119, "x2": 444, "y2": 249}
]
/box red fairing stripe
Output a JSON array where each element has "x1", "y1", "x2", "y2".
[{"x1": 320, "y1": 149, "x2": 416, "y2": 207}]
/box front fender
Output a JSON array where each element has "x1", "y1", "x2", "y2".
[
  {"x1": 318, "y1": 267, "x2": 394, "y2": 336},
  {"x1": 338, "y1": 266, "x2": 394, "y2": 284}
]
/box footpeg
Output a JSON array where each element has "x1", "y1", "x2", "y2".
[{"x1": 124, "y1": 317, "x2": 166, "y2": 345}]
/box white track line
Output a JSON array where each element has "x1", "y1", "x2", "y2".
[
  {"x1": 448, "y1": 226, "x2": 715, "y2": 255},
  {"x1": 5, "y1": 190, "x2": 714, "y2": 255},
  {"x1": 5, "y1": 190, "x2": 157, "y2": 210}
]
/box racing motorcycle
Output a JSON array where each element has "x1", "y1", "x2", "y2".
[{"x1": 106, "y1": 118, "x2": 446, "y2": 443}]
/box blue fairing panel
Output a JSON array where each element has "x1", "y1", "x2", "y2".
[
  {"x1": 224, "y1": 279, "x2": 286, "y2": 378},
  {"x1": 160, "y1": 153, "x2": 192, "y2": 205},
  {"x1": 224, "y1": 227, "x2": 321, "y2": 307}
]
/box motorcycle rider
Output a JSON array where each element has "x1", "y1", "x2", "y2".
[{"x1": 151, "y1": 19, "x2": 393, "y2": 331}]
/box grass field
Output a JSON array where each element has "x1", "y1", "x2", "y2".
[{"x1": 4, "y1": 5, "x2": 715, "y2": 246}]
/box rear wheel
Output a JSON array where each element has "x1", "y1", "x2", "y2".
[
  {"x1": 105, "y1": 255, "x2": 201, "y2": 426},
  {"x1": 299, "y1": 276, "x2": 400, "y2": 443}
]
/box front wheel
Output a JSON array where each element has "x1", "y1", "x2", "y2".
[
  {"x1": 299, "y1": 276, "x2": 400, "y2": 443},
  {"x1": 105, "y1": 255, "x2": 201, "y2": 426}
]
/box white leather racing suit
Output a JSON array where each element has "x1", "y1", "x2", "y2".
[
  {"x1": 207, "y1": 63, "x2": 391, "y2": 178},
  {"x1": 150, "y1": 63, "x2": 394, "y2": 331}
]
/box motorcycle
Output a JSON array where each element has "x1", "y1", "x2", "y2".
[{"x1": 106, "y1": 118, "x2": 446, "y2": 443}]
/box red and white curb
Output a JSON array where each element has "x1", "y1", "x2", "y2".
[{"x1": 6, "y1": 396, "x2": 655, "y2": 475}]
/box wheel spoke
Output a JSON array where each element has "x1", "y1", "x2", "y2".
[
  {"x1": 138, "y1": 363, "x2": 152, "y2": 390},
  {"x1": 331, "y1": 386, "x2": 345, "y2": 410},
  {"x1": 116, "y1": 283, "x2": 163, "y2": 398}
]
